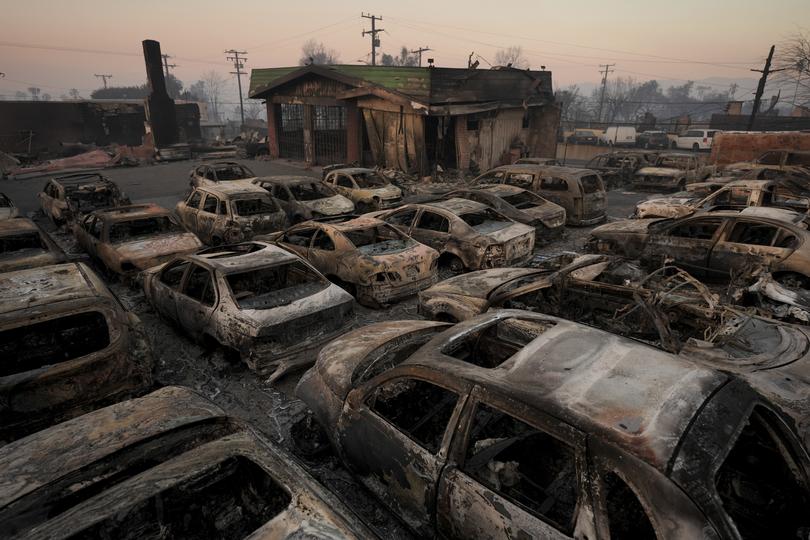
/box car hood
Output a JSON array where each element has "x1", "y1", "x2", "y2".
[
  {"x1": 522, "y1": 202, "x2": 567, "y2": 226},
  {"x1": 423, "y1": 267, "x2": 545, "y2": 300},
  {"x1": 636, "y1": 195, "x2": 699, "y2": 218},
  {"x1": 484, "y1": 222, "x2": 534, "y2": 243},
  {"x1": 591, "y1": 218, "x2": 660, "y2": 236},
  {"x1": 636, "y1": 167, "x2": 683, "y2": 177},
  {"x1": 114, "y1": 233, "x2": 202, "y2": 269},
  {"x1": 301, "y1": 195, "x2": 354, "y2": 215}
]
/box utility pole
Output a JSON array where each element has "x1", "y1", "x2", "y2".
[
  {"x1": 361, "y1": 13, "x2": 383, "y2": 66},
  {"x1": 748, "y1": 45, "x2": 784, "y2": 131},
  {"x1": 161, "y1": 54, "x2": 177, "y2": 78},
  {"x1": 94, "y1": 74, "x2": 113, "y2": 89},
  {"x1": 410, "y1": 46, "x2": 431, "y2": 67},
  {"x1": 596, "y1": 63, "x2": 615, "y2": 124},
  {"x1": 225, "y1": 49, "x2": 247, "y2": 126}
]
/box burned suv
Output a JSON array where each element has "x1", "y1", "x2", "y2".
[
  {"x1": 297, "y1": 310, "x2": 810, "y2": 539},
  {"x1": 38, "y1": 172, "x2": 131, "y2": 225},
  {"x1": 0, "y1": 262, "x2": 154, "y2": 442}
]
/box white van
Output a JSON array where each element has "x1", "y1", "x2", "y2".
[
  {"x1": 599, "y1": 126, "x2": 637, "y2": 146},
  {"x1": 675, "y1": 129, "x2": 720, "y2": 151}
]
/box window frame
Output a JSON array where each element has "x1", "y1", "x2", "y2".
[
  {"x1": 181, "y1": 263, "x2": 218, "y2": 307},
  {"x1": 201, "y1": 194, "x2": 220, "y2": 215},
  {"x1": 664, "y1": 216, "x2": 725, "y2": 241},
  {"x1": 415, "y1": 210, "x2": 451, "y2": 234},
  {"x1": 159, "y1": 259, "x2": 191, "y2": 290},
  {"x1": 187, "y1": 190, "x2": 203, "y2": 209}
]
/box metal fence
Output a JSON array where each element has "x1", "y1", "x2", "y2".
[
  {"x1": 313, "y1": 105, "x2": 346, "y2": 165},
  {"x1": 279, "y1": 104, "x2": 305, "y2": 160}
]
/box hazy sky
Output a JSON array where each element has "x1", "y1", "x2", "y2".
[{"x1": 2, "y1": 0, "x2": 808, "y2": 102}]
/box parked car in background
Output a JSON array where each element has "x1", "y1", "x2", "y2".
[
  {"x1": 675, "y1": 129, "x2": 720, "y2": 151},
  {"x1": 514, "y1": 157, "x2": 559, "y2": 165},
  {"x1": 635, "y1": 179, "x2": 810, "y2": 219},
  {"x1": 565, "y1": 129, "x2": 599, "y2": 145},
  {"x1": 176, "y1": 181, "x2": 286, "y2": 246},
  {"x1": 189, "y1": 161, "x2": 257, "y2": 188},
  {"x1": 0, "y1": 193, "x2": 19, "y2": 220},
  {"x1": 589, "y1": 207, "x2": 810, "y2": 286},
  {"x1": 323, "y1": 167, "x2": 403, "y2": 211},
  {"x1": 373, "y1": 199, "x2": 535, "y2": 274},
  {"x1": 73, "y1": 204, "x2": 202, "y2": 277},
  {"x1": 254, "y1": 175, "x2": 354, "y2": 223},
  {"x1": 585, "y1": 151, "x2": 656, "y2": 189},
  {"x1": 0, "y1": 386, "x2": 374, "y2": 539},
  {"x1": 0, "y1": 217, "x2": 67, "y2": 273},
  {"x1": 265, "y1": 216, "x2": 439, "y2": 307},
  {"x1": 38, "y1": 172, "x2": 130, "y2": 225},
  {"x1": 143, "y1": 241, "x2": 354, "y2": 380},
  {"x1": 475, "y1": 164, "x2": 607, "y2": 225},
  {"x1": 636, "y1": 130, "x2": 670, "y2": 149},
  {"x1": 633, "y1": 152, "x2": 714, "y2": 190},
  {"x1": 599, "y1": 126, "x2": 637, "y2": 146},
  {"x1": 0, "y1": 262, "x2": 153, "y2": 442},
  {"x1": 297, "y1": 309, "x2": 810, "y2": 540}
]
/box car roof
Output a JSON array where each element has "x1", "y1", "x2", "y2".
[
  {"x1": 195, "y1": 180, "x2": 269, "y2": 197},
  {"x1": 91, "y1": 203, "x2": 171, "y2": 222},
  {"x1": 51, "y1": 172, "x2": 110, "y2": 185},
  {"x1": 206, "y1": 161, "x2": 245, "y2": 169},
  {"x1": 426, "y1": 197, "x2": 490, "y2": 214},
  {"x1": 723, "y1": 179, "x2": 773, "y2": 189},
  {"x1": 255, "y1": 175, "x2": 321, "y2": 186},
  {"x1": 186, "y1": 241, "x2": 300, "y2": 274},
  {"x1": 0, "y1": 217, "x2": 39, "y2": 235},
  {"x1": 0, "y1": 262, "x2": 107, "y2": 315},
  {"x1": 327, "y1": 167, "x2": 376, "y2": 176},
  {"x1": 487, "y1": 164, "x2": 594, "y2": 178},
  {"x1": 738, "y1": 206, "x2": 808, "y2": 224},
  {"x1": 305, "y1": 215, "x2": 385, "y2": 233},
  {"x1": 404, "y1": 309, "x2": 727, "y2": 471}
]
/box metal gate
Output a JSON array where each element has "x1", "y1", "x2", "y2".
[
  {"x1": 279, "y1": 104, "x2": 305, "y2": 160},
  {"x1": 313, "y1": 105, "x2": 346, "y2": 165}
]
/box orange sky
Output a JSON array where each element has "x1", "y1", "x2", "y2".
[{"x1": 2, "y1": 0, "x2": 807, "y2": 103}]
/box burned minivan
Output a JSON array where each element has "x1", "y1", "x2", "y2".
[
  {"x1": 0, "y1": 386, "x2": 373, "y2": 539},
  {"x1": 297, "y1": 310, "x2": 810, "y2": 539},
  {"x1": 0, "y1": 262, "x2": 154, "y2": 442},
  {"x1": 142, "y1": 241, "x2": 354, "y2": 381}
]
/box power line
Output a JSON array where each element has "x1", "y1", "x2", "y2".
[
  {"x1": 361, "y1": 13, "x2": 384, "y2": 66},
  {"x1": 94, "y1": 74, "x2": 112, "y2": 89},
  {"x1": 225, "y1": 49, "x2": 247, "y2": 126},
  {"x1": 597, "y1": 64, "x2": 615, "y2": 122}
]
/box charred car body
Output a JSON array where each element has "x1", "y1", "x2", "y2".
[
  {"x1": 633, "y1": 152, "x2": 714, "y2": 191},
  {"x1": 0, "y1": 193, "x2": 19, "y2": 220},
  {"x1": 38, "y1": 172, "x2": 131, "y2": 225},
  {"x1": 297, "y1": 309, "x2": 810, "y2": 539},
  {"x1": 142, "y1": 241, "x2": 354, "y2": 380},
  {"x1": 373, "y1": 198, "x2": 535, "y2": 274},
  {"x1": 589, "y1": 207, "x2": 810, "y2": 286},
  {"x1": 585, "y1": 151, "x2": 656, "y2": 189},
  {"x1": 0, "y1": 386, "x2": 372, "y2": 539},
  {"x1": 176, "y1": 181, "x2": 286, "y2": 246},
  {"x1": 323, "y1": 167, "x2": 403, "y2": 211},
  {"x1": 73, "y1": 203, "x2": 202, "y2": 277},
  {"x1": 0, "y1": 217, "x2": 67, "y2": 273},
  {"x1": 635, "y1": 179, "x2": 810, "y2": 219},
  {"x1": 475, "y1": 164, "x2": 607, "y2": 225},
  {"x1": 255, "y1": 175, "x2": 355, "y2": 223},
  {"x1": 265, "y1": 217, "x2": 439, "y2": 307},
  {"x1": 0, "y1": 262, "x2": 154, "y2": 443},
  {"x1": 189, "y1": 161, "x2": 257, "y2": 188}
]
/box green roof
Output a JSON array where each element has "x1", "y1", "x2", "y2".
[{"x1": 249, "y1": 65, "x2": 430, "y2": 100}]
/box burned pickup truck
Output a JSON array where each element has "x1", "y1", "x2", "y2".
[
  {"x1": 38, "y1": 172, "x2": 131, "y2": 225},
  {"x1": 297, "y1": 310, "x2": 810, "y2": 539},
  {"x1": 0, "y1": 217, "x2": 67, "y2": 273},
  {"x1": 0, "y1": 386, "x2": 373, "y2": 539},
  {"x1": 633, "y1": 152, "x2": 714, "y2": 191},
  {"x1": 0, "y1": 262, "x2": 154, "y2": 443},
  {"x1": 142, "y1": 241, "x2": 354, "y2": 381}
]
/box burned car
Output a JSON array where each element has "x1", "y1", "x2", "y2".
[
  {"x1": 0, "y1": 262, "x2": 154, "y2": 442},
  {"x1": 255, "y1": 175, "x2": 354, "y2": 223},
  {"x1": 73, "y1": 203, "x2": 202, "y2": 277},
  {"x1": 0, "y1": 193, "x2": 19, "y2": 220},
  {"x1": 373, "y1": 198, "x2": 535, "y2": 274},
  {"x1": 176, "y1": 181, "x2": 286, "y2": 246},
  {"x1": 323, "y1": 167, "x2": 403, "y2": 211},
  {"x1": 475, "y1": 164, "x2": 607, "y2": 225},
  {"x1": 38, "y1": 172, "x2": 131, "y2": 225},
  {"x1": 589, "y1": 207, "x2": 810, "y2": 286},
  {"x1": 142, "y1": 241, "x2": 354, "y2": 381},
  {"x1": 189, "y1": 160, "x2": 257, "y2": 188},
  {"x1": 0, "y1": 217, "x2": 67, "y2": 273},
  {"x1": 438, "y1": 185, "x2": 566, "y2": 239},
  {"x1": 635, "y1": 179, "x2": 810, "y2": 219},
  {"x1": 585, "y1": 150, "x2": 656, "y2": 188},
  {"x1": 265, "y1": 216, "x2": 439, "y2": 307},
  {"x1": 633, "y1": 152, "x2": 714, "y2": 190},
  {"x1": 297, "y1": 309, "x2": 810, "y2": 539},
  {"x1": 0, "y1": 386, "x2": 373, "y2": 539}
]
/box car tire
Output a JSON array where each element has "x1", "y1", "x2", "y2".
[
  {"x1": 211, "y1": 236, "x2": 223, "y2": 247},
  {"x1": 438, "y1": 254, "x2": 465, "y2": 279},
  {"x1": 671, "y1": 141, "x2": 678, "y2": 149}
]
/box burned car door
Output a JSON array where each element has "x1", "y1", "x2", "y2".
[
  {"x1": 537, "y1": 176, "x2": 570, "y2": 210},
  {"x1": 709, "y1": 219, "x2": 799, "y2": 278},
  {"x1": 176, "y1": 263, "x2": 217, "y2": 336},
  {"x1": 197, "y1": 194, "x2": 223, "y2": 243},
  {"x1": 380, "y1": 208, "x2": 418, "y2": 235},
  {"x1": 411, "y1": 210, "x2": 451, "y2": 252},
  {"x1": 339, "y1": 375, "x2": 467, "y2": 535},
  {"x1": 308, "y1": 230, "x2": 339, "y2": 276},
  {"x1": 179, "y1": 190, "x2": 203, "y2": 231},
  {"x1": 644, "y1": 216, "x2": 725, "y2": 276},
  {"x1": 150, "y1": 259, "x2": 190, "y2": 322},
  {"x1": 438, "y1": 391, "x2": 589, "y2": 539}
]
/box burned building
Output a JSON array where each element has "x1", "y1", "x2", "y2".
[{"x1": 248, "y1": 64, "x2": 559, "y2": 175}]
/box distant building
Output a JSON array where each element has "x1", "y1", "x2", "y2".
[{"x1": 248, "y1": 64, "x2": 559, "y2": 174}]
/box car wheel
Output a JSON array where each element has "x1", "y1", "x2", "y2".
[
  {"x1": 356, "y1": 201, "x2": 371, "y2": 214},
  {"x1": 671, "y1": 141, "x2": 678, "y2": 149},
  {"x1": 438, "y1": 255, "x2": 465, "y2": 279}
]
